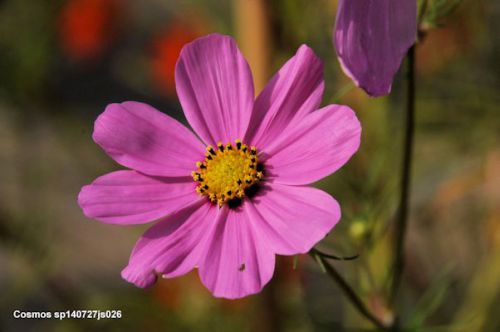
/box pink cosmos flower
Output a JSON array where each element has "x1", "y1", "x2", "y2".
[
  {"x1": 78, "y1": 34, "x2": 361, "y2": 299},
  {"x1": 334, "y1": 0, "x2": 417, "y2": 97}
]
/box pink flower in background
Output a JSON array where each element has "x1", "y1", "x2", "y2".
[
  {"x1": 334, "y1": 0, "x2": 417, "y2": 96},
  {"x1": 78, "y1": 34, "x2": 361, "y2": 299}
]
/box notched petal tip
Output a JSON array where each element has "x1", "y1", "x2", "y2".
[
  {"x1": 92, "y1": 102, "x2": 125, "y2": 144},
  {"x1": 179, "y1": 33, "x2": 235, "y2": 52},
  {"x1": 77, "y1": 185, "x2": 94, "y2": 219},
  {"x1": 336, "y1": 104, "x2": 362, "y2": 149},
  {"x1": 296, "y1": 44, "x2": 323, "y2": 66},
  {"x1": 77, "y1": 185, "x2": 88, "y2": 207},
  {"x1": 210, "y1": 285, "x2": 265, "y2": 300},
  {"x1": 121, "y1": 265, "x2": 157, "y2": 289}
]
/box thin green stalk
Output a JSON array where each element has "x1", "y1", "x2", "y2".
[
  {"x1": 390, "y1": 45, "x2": 417, "y2": 304},
  {"x1": 313, "y1": 247, "x2": 359, "y2": 261},
  {"x1": 310, "y1": 249, "x2": 390, "y2": 331}
]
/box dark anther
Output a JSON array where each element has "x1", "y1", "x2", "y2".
[
  {"x1": 203, "y1": 184, "x2": 209, "y2": 189},
  {"x1": 242, "y1": 147, "x2": 247, "y2": 152},
  {"x1": 251, "y1": 158, "x2": 256, "y2": 163},
  {"x1": 237, "y1": 179, "x2": 242, "y2": 185},
  {"x1": 228, "y1": 197, "x2": 242, "y2": 208},
  {"x1": 249, "y1": 164, "x2": 255, "y2": 169},
  {"x1": 256, "y1": 163, "x2": 264, "y2": 172},
  {"x1": 245, "y1": 179, "x2": 252, "y2": 184},
  {"x1": 244, "y1": 184, "x2": 260, "y2": 198},
  {"x1": 208, "y1": 147, "x2": 216, "y2": 155},
  {"x1": 227, "y1": 190, "x2": 232, "y2": 195},
  {"x1": 218, "y1": 144, "x2": 224, "y2": 152},
  {"x1": 236, "y1": 141, "x2": 242, "y2": 149},
  {"x1": 206, "y1": 155, "x2": 213, "y2": 160}
]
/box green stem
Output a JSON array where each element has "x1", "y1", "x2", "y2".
[
  {"x1": 310, "y1": 249, "x2": 390, "y2": 331},
  {"x1": 390, "y1": 45, "x2": 417, "y2": 305},
  {"x1": 313, "y1": 247, "x2": 359, "y2": 261}
]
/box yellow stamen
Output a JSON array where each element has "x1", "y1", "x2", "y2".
[{"x1": 193, "y1": 139, "x2": 263, "y2": 206}]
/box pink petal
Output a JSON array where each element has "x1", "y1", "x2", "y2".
[
  {"x1": 263, "y1": 104, "x2": 361, "y2": 185},
  {"x1": 78, "y1": 170, "x2": 198, "y2": 224},
  {"x1": 121, "y1": 200, "x2": 216, "y2": 288},
  {"x1": 334, "y1": 0, "x2": 417, "y2": 96},
  {"x1": 175, "y1": 34, "x2": 254, "y2": 146},
  {"x1": 198, "y1": 205, "x2": 275, "y2": 299},
  {"x1": 245, "y1": 45, "x2": 324, "y2": 147},
  {"x1": 243, "y1": 183, "x2": 341, "y2": 255},
  {"x1": 93, "y1": 101, "x2": 205, "y2": 177}
]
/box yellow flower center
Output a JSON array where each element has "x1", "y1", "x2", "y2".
[{"x1": 192, "y1": 139, "x2": 263, "y2": 206}]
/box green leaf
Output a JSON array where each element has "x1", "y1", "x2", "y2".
[{"x1": 407, "y1": 265, "x2": 454, "y2": 329}]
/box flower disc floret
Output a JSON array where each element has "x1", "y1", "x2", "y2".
[{"x1": 192, "y1": 139, "x2": 263, "y2": 206}]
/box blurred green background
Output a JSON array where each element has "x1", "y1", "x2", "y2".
[{"x1": 0, "y1": 0, "x2": 499, "y2": 331}]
